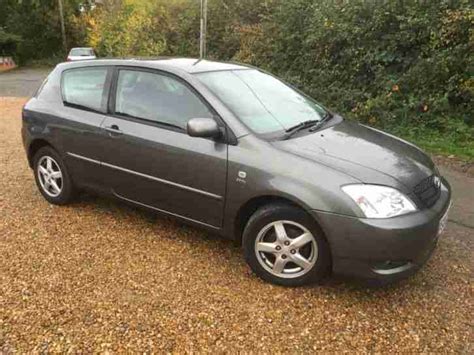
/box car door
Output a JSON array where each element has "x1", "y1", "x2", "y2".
[
  {"x1": 58, "y1": 66, "x2": 112, "y2": 189},
  {"x1": 100, "y1": 67, "x2": 228, "y2": 228}
]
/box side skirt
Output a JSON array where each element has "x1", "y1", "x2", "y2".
[{"x1": 113, "y1": 190, "x2": 221, "y2": 231}]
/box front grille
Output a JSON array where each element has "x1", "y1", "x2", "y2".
[{"x1": 413, "y1": 175, "x2": 441, "y2": 208}]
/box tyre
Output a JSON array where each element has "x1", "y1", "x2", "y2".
[
  {"x1": 33, "y1": 146, "x2": 76, "y2": 205},
  {"x1": 243, "y1": 203, "x2": 331, "y2": 286}
]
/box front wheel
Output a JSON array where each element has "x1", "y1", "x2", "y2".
[{"x1": 243, "y1": 204, "x2": 331, "y2": 286}]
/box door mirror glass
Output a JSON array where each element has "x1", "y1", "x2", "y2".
[{"x1": 187, "y1": 118, "x2": 221, "y2": 138}]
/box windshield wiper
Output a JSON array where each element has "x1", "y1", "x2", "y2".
[
  {"x1": 308, "y1": 111, "x2": 334, "y2": 132},
  {"x1": 283, "y1": 120, "x2": 319, "y2": 139}
]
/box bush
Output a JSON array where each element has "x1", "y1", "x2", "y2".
[
  {"x1": 81, "y1": 0, "x2": 473, "y2": 157},
  {"x1": 2, "y1": 0, "x2": 472, "y2": 158},
  {"x1": 0, "y1": 27, "x2": 21, "y2": 56},
  {"x1": 231, "y1": 0, "x2": 474, "y2": 158}
]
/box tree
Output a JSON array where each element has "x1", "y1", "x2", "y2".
[{"x1": 0, "y1": 27, "x2": 21, "y2": 56}]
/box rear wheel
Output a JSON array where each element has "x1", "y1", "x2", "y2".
[
  {"x1": 243, "y1": 204, "x2": 331, "y2": 286},
  {"x1": 33, "y1": 146, "x2": 76, "y2": 205}
]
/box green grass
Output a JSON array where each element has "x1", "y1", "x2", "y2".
[{"x1": 389, "y1": 127, "x2": 474, "y2": 162}]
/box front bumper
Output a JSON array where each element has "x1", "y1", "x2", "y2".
[{"x1": 313, "y1": 177, "x2": 452, "y2": 284}]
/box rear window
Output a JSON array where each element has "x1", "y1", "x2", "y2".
[
  {"x1": 61, "y1": 67, "x2": 108, "y2": 112},
  {"x1": 69, "y1": 48, "x2": 94, "y2": 56}
]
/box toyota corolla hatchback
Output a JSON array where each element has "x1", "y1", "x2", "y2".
[{"x1": 22, "y1": 58, "x2": 451, "y2": 286}]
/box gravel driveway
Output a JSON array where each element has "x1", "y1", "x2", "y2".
[{"x1": 0, "y1": 73, "x2": 473, "y2": 352}]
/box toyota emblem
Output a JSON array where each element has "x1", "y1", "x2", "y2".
[{"x1": 433, "y1": 176, "x2": 441, "y2": 189}]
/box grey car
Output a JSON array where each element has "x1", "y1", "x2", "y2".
[{"x1": 22, "y1": 58, "x2": 451, "y2": 286}]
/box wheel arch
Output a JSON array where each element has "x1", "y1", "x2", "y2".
[
  {"x1": 233, "y1": 195, "x2": 312, "y2": 245},
  {"x1": 27, "y1": 138, "x2": 55, "y2": 168}
]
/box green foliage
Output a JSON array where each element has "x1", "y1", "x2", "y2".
[
  {"x1": 79, "y1": 0, "x2": 473, "y2": 158},
  {"x1": 0, "y1": 0, "x2": 86, "y2": 63},
  {"x1": 90, "y1": 6, "x2": 167, "y2": 57},
  {"x1": 0, "y1": 26, "x2": 22, "y2": 54},
  {"x1": 236, "y1": 0, "x2": 473, "y2": 159},
  {"x1": 1, "y1": 0, "x2": 472, "y2": 159}
]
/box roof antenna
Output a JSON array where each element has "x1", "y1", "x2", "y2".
[{"x1": 199, "y1": 0, "x2": 207, "y2": 59}]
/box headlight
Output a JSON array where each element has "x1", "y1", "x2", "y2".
[{"x1": 342, "y1": 184, "x2": 417, "y2": 218}]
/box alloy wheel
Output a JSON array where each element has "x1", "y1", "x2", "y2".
[
  {"x1": 254, "y1": 220, "x2": 318, "y2": 279},
  {"x1": 37, "y1": 156, "x2": 63, "y2": 197}
]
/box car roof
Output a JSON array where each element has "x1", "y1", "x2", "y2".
[{"x1": 58, "y1": 57, "x2": 250, "y2": 74}]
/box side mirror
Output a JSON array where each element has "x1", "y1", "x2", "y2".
[{"x1": 186, "y1": 118, "x2": 221, "y2": 139}]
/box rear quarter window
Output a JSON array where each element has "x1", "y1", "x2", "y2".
[{"x1": 61, "y1": 67, "x2": 108, "y2": 112}]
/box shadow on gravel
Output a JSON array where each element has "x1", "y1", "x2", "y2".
[{"x1": 72, "y1": 191, "x2": 414, "y2": 297}]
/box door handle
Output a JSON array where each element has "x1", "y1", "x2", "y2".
[{"x1": 104, "y1": 124, "x2": 123, "y2": 136}]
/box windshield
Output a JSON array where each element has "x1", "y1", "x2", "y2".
[
  {"x1": 70, "y1": 48, "x2": 94, "y2": 56},
  {"x1": 195, "y1": 69, "x2": 327, "y2": 135}
]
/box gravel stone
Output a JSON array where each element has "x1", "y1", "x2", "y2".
[{"x1": 0, "y1": 97, "x2": 472, "y2": 352}]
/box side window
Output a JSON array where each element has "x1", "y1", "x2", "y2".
[
  {"x1": 115, "y1": 69, "x2": 213, "y2": 129},
  {"x1": 62, "y1": 67, "x2": 108, "y2": 112}
]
